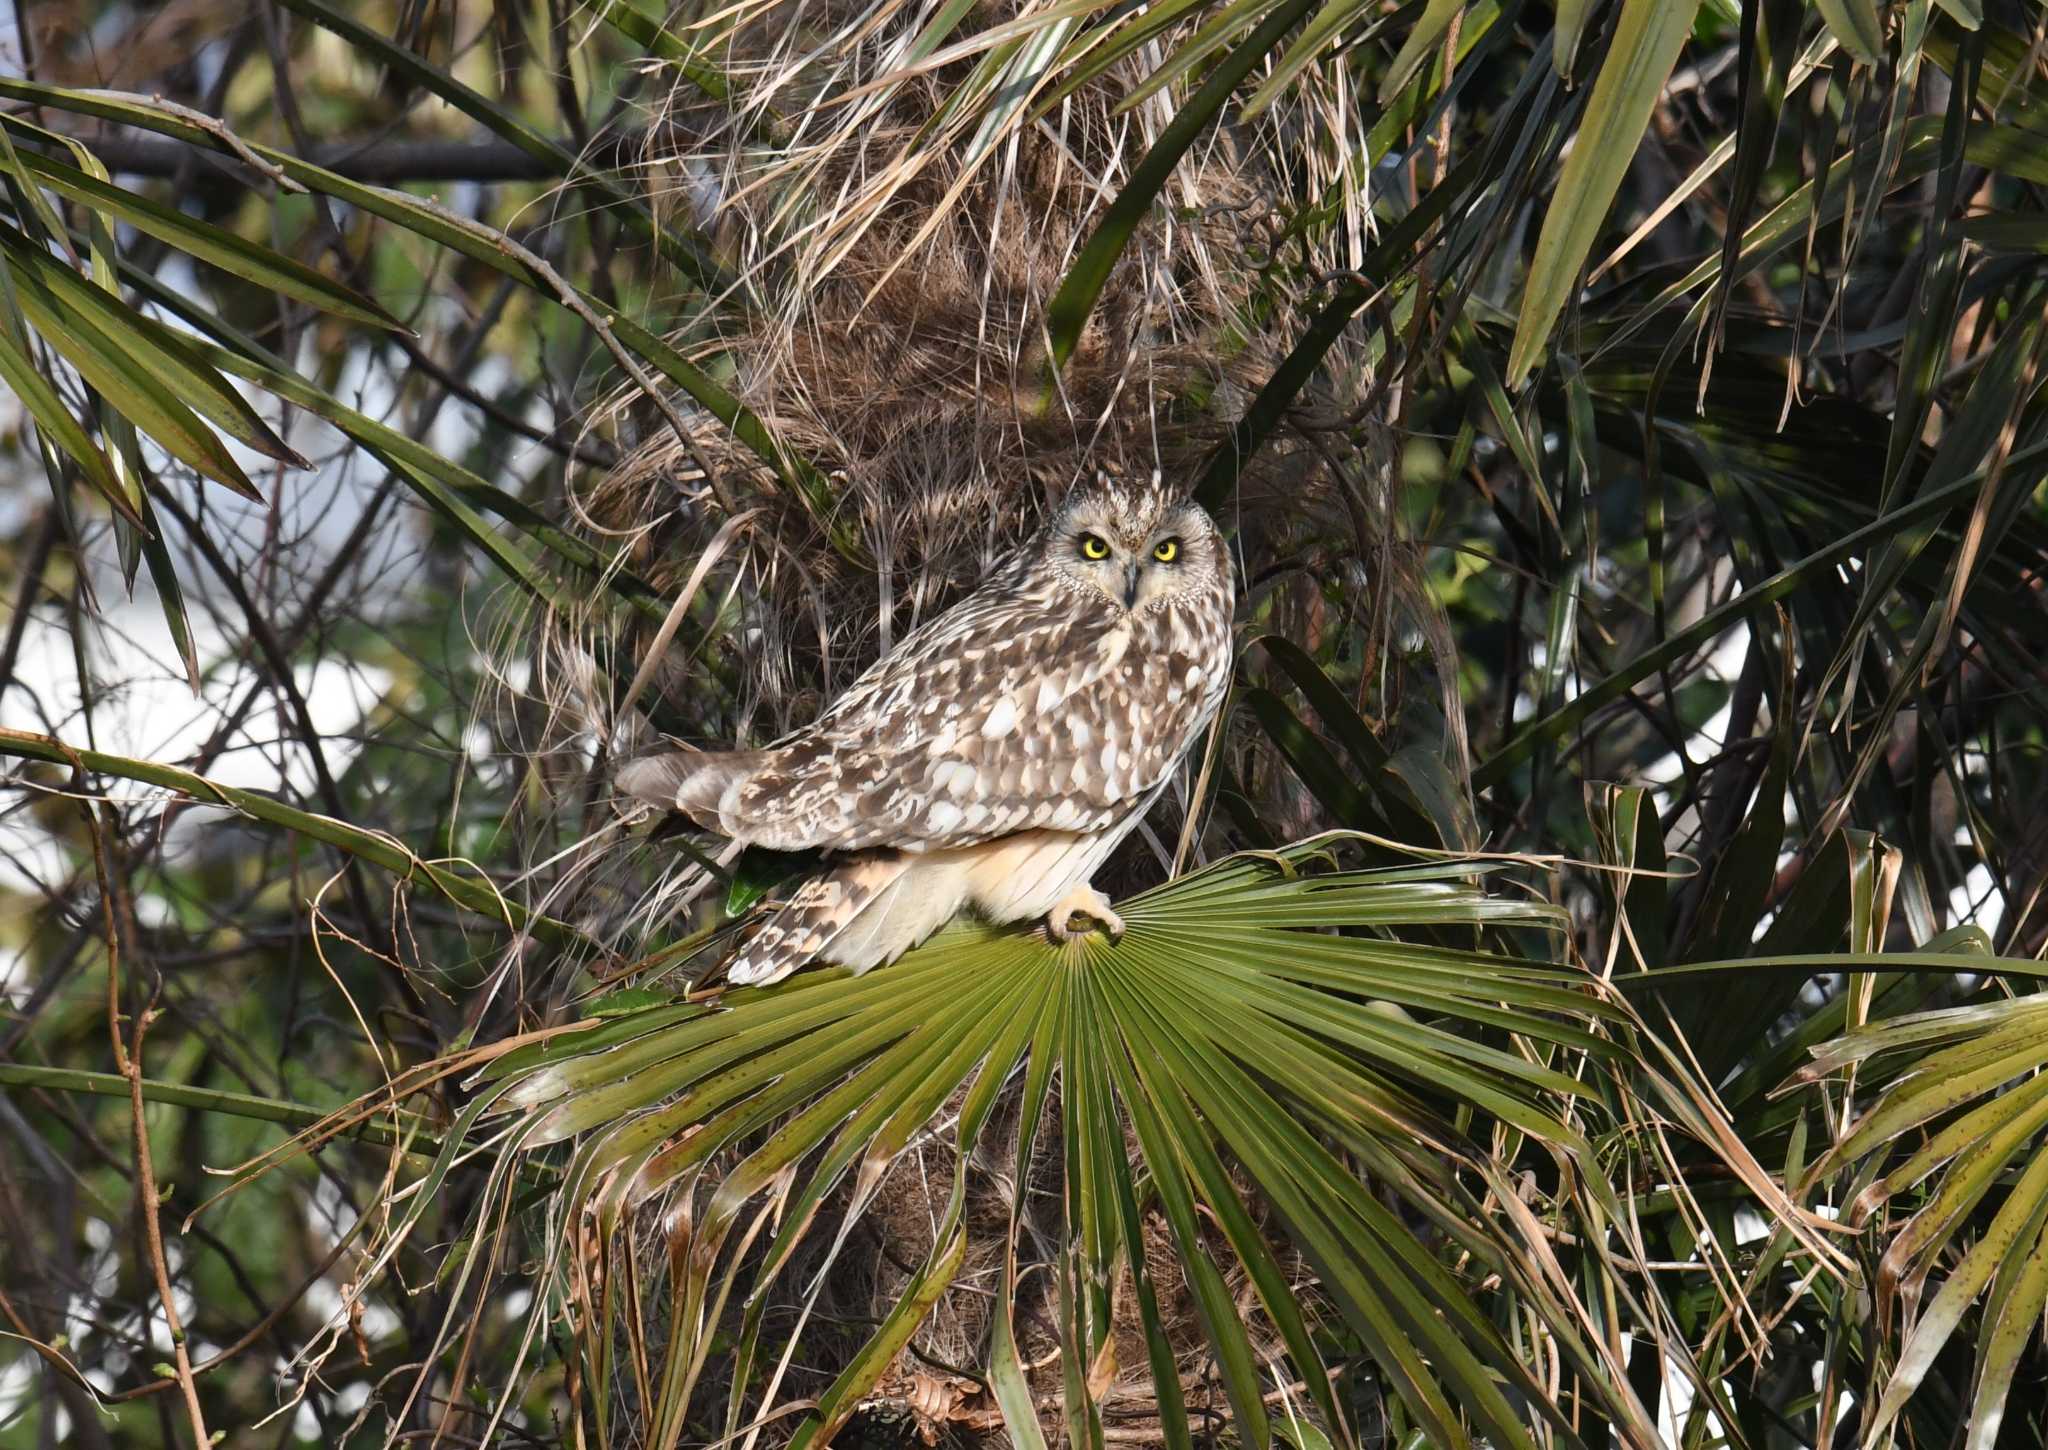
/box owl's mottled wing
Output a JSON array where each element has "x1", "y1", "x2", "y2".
[{"x1": 725, "y1": 581, "x2": 1225, "y2": 853}]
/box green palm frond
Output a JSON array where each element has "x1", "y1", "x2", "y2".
[
  {"x1": 300, "y1": 839, "x2": 1686, "y2": 1448},
  {"x1": 1788, "y1": 934, "x2": 2048, "y2": 1450}
]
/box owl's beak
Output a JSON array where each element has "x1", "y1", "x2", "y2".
[{"x1": 1122, "y1": 564, "x2": 1140, "y2": 609}]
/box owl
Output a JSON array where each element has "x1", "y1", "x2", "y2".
[{"x1": 616, "y1": 472, "x2": 1235, "y2": 986}]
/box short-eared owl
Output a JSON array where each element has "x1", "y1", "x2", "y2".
[{"x1": 617, "y1": 472, "x2": 1235, "y2": 985}]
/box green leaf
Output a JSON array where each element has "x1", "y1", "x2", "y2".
[
  {"x1": 1685, "y1": 637, "x2": 1794, "y2": 966},
  {"x1": 1042, "y1": 0, "x2": 1318, "y2": 378},
  {"x1": 1198, "y1": 51, "x2": 1564, "y2": 506},
  {"x1": 1955, "y1": 213, "x2": 2048, "y2": 252},
  {"x1": 129, "y1": 485, "x2": 201, "y2": 693},
  {"x1": 1239, "y1": 0, "x2": 1370, "y2": 116},
  {"x1": 270, "y1": 0, "x2": 725, "y2": 286},
  {"x1": 0, "y1": 728, "x2": 585, "y2": 946},
  {"x1": 179, "y1": 334, "x2": 673, "y2": 624},
  {"x1": 0, "y1": 233, "x2": 305, "y2": 466},
  {"x1": 725, "y1": 845, "x2": 825, "y2": 917},
  {"x1": 0, "y1": 290, "x2": 139, "y2": 525},
  {"x1": 1107, "y1": 0, "x2": 1288, "y2": 117},
  {"x1": 0, "y1": 1063, "x2": 445, "y2": 1156},
  {"x1": 1706, "y1": 0, "x2": 1805, "y2": 355},
  {"x1": 1249, "y1": 635, "x2": 1444, "y2": 847},
  {"x1": 0, "y1": 81, "x2": 840, "y2": 534},
  {"x1": 583, "y1": 988, "x2": 674, "y2": 1019},
  {"x1": 1508, "y1": 0, "x2": 1701, "y2": 384},
  {"x1": 0, "y1": 126, "x2": 401, "y2": 330},
  {"x1": 1812, "y1": 0, "x2": 1885, "y2": 64},
  {"x1": 0, "y1": 247, "x2": 260, "y2": 498},
  {"x1": 589, "y1": 0, "x2": 731, "y2": 99},
  {"x1": 1589, "y1": 782, "x2": 1667, "y2": 971},
  {"x1": 1475, "y1": 440, "x2": 2048, "y2": 788},
  {"x1": 1551, "y1": 0, "x2": 1595, "y2": 79},
  {"x1": 1379, "y1": 0, "x2": 1466, "y2": 103},
  {"x1": 357, "y1": 840, "x2": 1660, "y2": 1444}
]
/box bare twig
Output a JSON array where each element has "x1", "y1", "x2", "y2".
[
  {"x1": 90, "y1": 89, "x2": 307, "y2": 190},
  {"x1": 85, "y1": 803, "x2": 212, "y2": 1449}
]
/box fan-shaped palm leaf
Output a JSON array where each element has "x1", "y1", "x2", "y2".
[{"x1": 303, "y1": 838, "x2": 1698, "y2": 1448}]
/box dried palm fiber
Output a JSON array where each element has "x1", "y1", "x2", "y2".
[
  {"x1": 549, "y1": 0, "x2": 1378, "y2": 751},
  {"x1": 497, "y1": 1, "x2": 1455, "y2": 970}
]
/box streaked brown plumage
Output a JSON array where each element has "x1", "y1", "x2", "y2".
[{"x1": 618, "y1": 472, "x2": 1234, "y2": 985}]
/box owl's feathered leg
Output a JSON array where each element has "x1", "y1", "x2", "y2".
[{"x1": 1044, "y1": 883, "x2": 1125, "y2": 942}]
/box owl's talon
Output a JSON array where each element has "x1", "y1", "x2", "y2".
[{"x1": 1047, "y1": 885, "x2": 1125, "y2": 943}]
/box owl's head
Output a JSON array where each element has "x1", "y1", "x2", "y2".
[{"x1": 1042, "y1": 471, "x2": 1227, "y2": 613}]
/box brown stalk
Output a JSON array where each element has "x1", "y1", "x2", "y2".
[{"x1": 85, "y1": 802, "x2": 212, "y2": 1449}]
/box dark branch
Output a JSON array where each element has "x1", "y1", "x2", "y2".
[{"x1": 35, "y1": 132, "x2": 642, "y2": 184}]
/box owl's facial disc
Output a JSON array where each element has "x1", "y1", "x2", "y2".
[{"x1": 1052, "y1": 490, "x2": 1217, "y2": 613}]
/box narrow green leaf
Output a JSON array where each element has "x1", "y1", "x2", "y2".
[
  {"x1": 1707, "y1": 0, "x2": 1804, "y2": 356},
  {"x1": 1112, "y1": 0, "x2": 1284, "y2": 116},
  {"x1": 0, "y1": 295, "x2": 140, "y2": 525},
  {"x1": 270, "y1": 0, "x2": 725, "y2": 287},
  {"x1": 589, "y1": 0, "x2": 731, "y2": 98},
  {"x1": 1590, "y1": 782, "x2": 1667, "y2": 971},
  {"x1": 0, "y1": 728, "x2": 583, "y2": 944},
  {"x1": 0, "y1": 233, "x2": 304, "y2": 465},
  {"x1": 1252, "y1": 634, "x2": 1444, "y2": 848},
  {"x1": 1686, "y1": 639, "x2": 1794, "y2": 965},
  {"x1": 1042, "y1": 0, "x2": 1318, "y2": 376},
  {"x1": 1616, "y1": 949, "x2": 2047, "y2": 989},
  {"x1": 724, "y1": 845, "x2": 825, "y2": 917},
  {"x1": 1198, "y1": 54, "x2": 1562, "y2": 506},
  {"x1": 2, "y1": 132, "x2": 401, "y2": 329},
  {"x1": 0, "y1": 1062, "x2": 415, "y2": 1141},
  {"x1": 2, "y1": 255, "x2": 259, "y2": 497},
  {"x1": 1508, "y1": 0, "x2": 1700, "y2": 384},
  {"x1": 1240, "y1": 0, "x2": 1370, "y2": 115},
  {"x1": 1475, "y1": 445, "x2": 2048, "y2": 787},
  {"x1": 785, "y1": 1214, "x2": 966, "y2": 1445},
  {"x1": 1812, "y1": 0, "x2": 1884, "y2": 63},
  {"x1": 1364, "y1": 1, "x2": 1505, "y2": 158},
  {"x1": 0, "y1": 83, "x2": 841, "y2": 530},
  {"x1": 1379, "y1": 0, "x2": 1466, "y2": 103},
  {"x1": 1956, "y1": 213, "x2": 2048, "y2": 252},
  {"x1": 129, "y1": 486, "x2": 201, "y2": 692},
  {"x1": 1966, "y1": 1135, "x2": 2048, "y2": 1447},
  {"x1": 1866, "y1": 1145, "x2": 2048, "y2": 1440},
  {"x1": 184, "y1": 336, "x2": 667, "y2": 620},
  {"x1": 1877, "y1": 30, "x2": 1977, "y2": 516},
  {"x1": 1551, "y1": 0, "x2": 1594, "y2": 78}
]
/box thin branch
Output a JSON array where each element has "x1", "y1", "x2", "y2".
[
  {"x1": 20, "y1": 130, "x2": 639, "y2": 183},
  {"x1": 85, "y1": 803, "x2": 211, "y2": 1450}
]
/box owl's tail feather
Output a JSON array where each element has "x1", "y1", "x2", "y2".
[
  {"x1": 615, "y1": 749, "x2": 767, "y2": 832},
  {"x1": 726, "y1": 854, "x2": 912, "y2": 987}
]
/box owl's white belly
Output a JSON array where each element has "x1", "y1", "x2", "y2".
[{"x1": 817, "y1": 826, "x2": 1128, "y2": 972}]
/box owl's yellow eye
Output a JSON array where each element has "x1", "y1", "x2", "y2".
[
  {"x1": 1079, "y1": 533, "x2": 1111, "y2": 561},
  {"x1": 1152, "y1": 538, "x2": 1180, "y2": 563}
]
